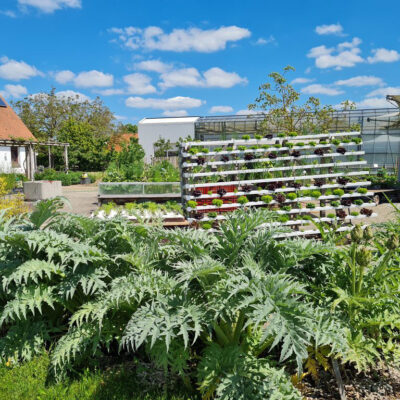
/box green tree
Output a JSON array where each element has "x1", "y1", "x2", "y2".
[
  {"x1": 248, "y1": 66, "x2": 334, "y2": 134},
  {"x1": 12, "y1": 88, "x2": 116, "y2": 170},
  {"x1": 54, "y1": 118, "x2": 110, "y2": 171},
  {"x1": 154, "y1": 137, "x2": 173, "y2": 157},
  {"x1": 123, "y1": 123, "x2": 138, "y2": 134}
]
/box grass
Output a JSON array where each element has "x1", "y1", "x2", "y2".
[{"x1": 0, "y1": 353, "x2": 191, "y2": 400}]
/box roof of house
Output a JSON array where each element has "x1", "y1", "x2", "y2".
[{"x1": 0, "y1": 95, "x2": 37, "y2": 141}]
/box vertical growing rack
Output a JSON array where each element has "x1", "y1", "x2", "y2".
[{"x1": 179, "y1": 131, "x2": 377, "y2": 236}]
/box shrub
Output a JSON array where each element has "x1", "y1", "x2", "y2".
[
  {"x1": 34, "y1": 170, "x2": 85, "y2": 186},
  {"x1": 261, "y1": 195, "x2": 273, "y2": 204},
  {"x1": 0, "y1": 173, "x2": 27, "y2": 191},
  {"x1": 187, "y1": 200, "x2": 198, "y2": 208},
  {"x1": 0, "y1": 177, "x2": 28, "y2": 218}
]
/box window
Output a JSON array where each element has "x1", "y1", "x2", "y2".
[{"x1": 11, "y1": 147, "x2": 19, "y2": 168}]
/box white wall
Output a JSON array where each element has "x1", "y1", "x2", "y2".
[
  {"x1": 0, "y1": 146, "x2": 27, "y2": 174},
  {"x1": 138, "y1": 117, "x2": 198, "y2": 162}
]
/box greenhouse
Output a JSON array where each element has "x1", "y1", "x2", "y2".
[{"x1": 194, "y1": 108, "x2": 400, "y2": 172}]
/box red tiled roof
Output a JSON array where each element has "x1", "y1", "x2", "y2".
[{"x1": 0, "y1": 96, "x2": 37, "y2": 141}]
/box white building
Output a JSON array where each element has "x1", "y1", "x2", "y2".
[
  {"x1": 0, "y1": 96, "x2": 37, "y2": 174},
  {"x1": 138, "y1": 116, "x2": 199, "y2": 162}
]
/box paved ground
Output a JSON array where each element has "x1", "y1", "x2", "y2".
[{"x1": 61, "y1": 184, "x2": 98, "y2": 216}]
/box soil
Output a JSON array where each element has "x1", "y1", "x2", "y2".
[{"x1": 301, "y1": 365, "x2": 400, "y2": 400}]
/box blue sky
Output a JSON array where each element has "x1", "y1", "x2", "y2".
[{"x1": 1, "y1": 0, "x2": 399, "y2": 123}]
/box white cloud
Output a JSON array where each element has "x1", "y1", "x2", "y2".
[
  {"x1": 307, "y1": 37, "x2": 363, "y2": 69},
  {"x1": 18, "y1": 0, "x2": 81, "y2": 13},
  {"x1": 73, "y1": 70, "x2": 114, "y2": 88},
  {"x1": 135, "y1": 60, "x2": 172, "y2": 73},
  {"x1": 160, "y1": 68, "x2": 203, "y2": 89},
  {"x1": 0, "y1": 57, "x2": 42, "y2": 81},
  {"x1": 159, "y1": 66, "x2": 247, "y2": 90},
  {"x1": 96, "y1": 88, "x2": 125, "y2": 96},
  {"x1": 0, "y1": 10, "x2": 17, "y2": 17},
  {"x1": 204, "y1": 67, "x2": 247, "y2": 88},
  {"x1": 255, "y1": 35, "x2": 276, "y2": 45},
  {"x1": 125, "y1": 96, "x2": 204, "y2": 110},
  {"x1": 162, "y1": 110, "x2": 189, "y2": 117},
  {"x1": 210, "y1": 105, "x2": 234, "y2": 113},
  {"x1": 315, "y1": 23, "x2": 344, "y2": 36},
  {"x1": 109, "y1": 25, "x2": 251, "y2": 52},
  {"x1": 366, "y1": 87, "x2": 400, "y2": 98},
  {"x1": 54, "y1": 70, "x2": 75, "y2": 84},
  {"x1": 236, "y1": 109, "x2": 263, "y2": 115},
  {"x1": 291, "y1": 77, "x2": 315, "y2": 84},
  {"x1": 367, "y1": 48, "x2": 400, "y2": 64},
  {"x1": 123, "y1": 73, "x2": 156, "y2": 94},
  {"x1": 301, "y1": 84, "x2": 344, "y2": 96},
  {"x1": 335, "y1": 75, "x2": 384, "y2": 87},
  {"x1": 356, "y1": 97, "x2": 395, "y2": 108},
  {"x1": 56, "y1": 90, "x2": 90, "y2": 102},
  {"x1": 0, "y1": 84, "x2": 28, "y2": 98}
]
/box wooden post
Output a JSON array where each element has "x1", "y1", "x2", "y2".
[
  {"x1": 64, "y1": 145, "x2": 69, "y2": 172},
  {"x1": 27, "y1": 144, "x2": 35, "y2": 181},
  {"x1": 25, "y1": 145, "x2": 30, "y2": 180}
]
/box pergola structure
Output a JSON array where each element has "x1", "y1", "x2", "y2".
[{"x1": 0, "y1": 139, "x2": 69, "y2": 180}]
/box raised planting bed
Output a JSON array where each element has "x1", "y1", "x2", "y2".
[
  {"x1": 98, "y1": 182, "x2": 181, "y2": 205},
  {"x1": 92, "y1": 201, "x2": 187, "y2": 226},
  {"x1": 23, "y1": 180, "x2": 62, "y2": 201},
  {"x1": 179, "y1": 130, "x2": 375, "y2": 237}
]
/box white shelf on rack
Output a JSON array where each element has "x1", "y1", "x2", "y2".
[
  {"x1": 182, "y1": 131, "x2": 361, "y2": 148},
  {"x1": 184, "y1": 181, "x2": 371, "y2": 200},
  {"x1": 184, "y1": 160, "x2": 367, "y2": 178},
  {"x1": 184, "y1": 171, "x2": 369, "y2": 189},
  {"x1": 188, "y1": 201, "x2": 376, "y2": 213},
  {"x1": 181, "y1": 142, "x2": 362, "y2": 158},
  {"x1": 182, "y1": 151, "x2": 364, "y2": 168}
]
